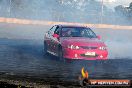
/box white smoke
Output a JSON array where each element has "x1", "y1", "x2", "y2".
[
  {"x1": 106, "y1": 40, "x2": 132, "y2": 59},
  {"x1": 94, "y1": 28, "x2": 132, "y2": 59}
]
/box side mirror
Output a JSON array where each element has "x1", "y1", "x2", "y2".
[
  {"x1": 97, "y1": 35, "x2": 101, "y2": 40},
  {"x1": 53, "y1": 34, "x2": 59, "y2": 39}
]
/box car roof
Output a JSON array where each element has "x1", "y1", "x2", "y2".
[{"x1": 56, "y1": 24, "x2": 89, "y2": 28}]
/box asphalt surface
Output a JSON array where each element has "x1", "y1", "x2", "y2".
[{"x1": 0, "y1": 23, "x2": 132, "y2": 87}]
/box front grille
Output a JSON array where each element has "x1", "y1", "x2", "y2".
[{"x1": 80, "y1": 46, "x2": 98, "y2": 50}]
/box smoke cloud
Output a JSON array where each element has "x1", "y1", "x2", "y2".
[
  {"x1": 94, "y1": 28, "x2": 132, "y2": 59},
  {"x1": 106, "y1": 40, "x2": 132, "y2": 59},
  {"x1": 0, "y1": 0, "x2": 131, "y2": 25}
]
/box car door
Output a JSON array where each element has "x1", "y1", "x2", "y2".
[
  {"x1": 47, "y1": 26, "x2": 57, "y2": 52},
  {"x1": 52, "y1": 26, "x2": 61, "y2": 55}
]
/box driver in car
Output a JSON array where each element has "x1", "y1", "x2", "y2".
[
  {"x1": 67, "y1": 30, "x2": 72, "y2": 37},
  {"x1": 80, "y1": 30, "x2": 87, "y2": 37}
]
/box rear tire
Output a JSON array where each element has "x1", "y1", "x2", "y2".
[{"x1": 43, "y1": 42, "x2": 47, "y2": 55}]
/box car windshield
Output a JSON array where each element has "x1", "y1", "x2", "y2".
[{"x1": 61, "y1": 27, "x2": 97, "y2": 38}]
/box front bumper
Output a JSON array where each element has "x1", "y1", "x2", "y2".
[{"x1": 63, "y1": 48, "x2": 108, "y2": 60}]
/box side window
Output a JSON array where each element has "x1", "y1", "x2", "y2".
[
  {"x1": 50, "y1": 26, "x2": 57, "y2": 35},
  {"x1": 54, "y1": 26, "x2": 60, "y2": 35}
]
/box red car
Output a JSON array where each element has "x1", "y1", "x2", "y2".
[{"x1": 44, "y1": 25, "x2": 108, "y2": 60}]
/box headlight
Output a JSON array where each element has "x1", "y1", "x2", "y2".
[
  {"x1": 99, "y1": 46, "x2": 107, "y2": 50},
  {"x1": 68, "y1": 45, "x2": 80, "y2": 50}
]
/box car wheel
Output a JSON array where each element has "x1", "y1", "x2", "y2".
[
  {"x1": 58, "y1": 46, "x2": 65, "y2": 62},
  {"x1": 43, "y1": 42, "x2": 47, "y2": 55}
]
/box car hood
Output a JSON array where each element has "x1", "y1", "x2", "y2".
[{"x1": 60, "y1": 37, "x2": 106, "y2": 47}]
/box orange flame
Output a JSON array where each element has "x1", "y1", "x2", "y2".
[{"x1": 81, "y1": 67, "x2": 89, "y2": 78}]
